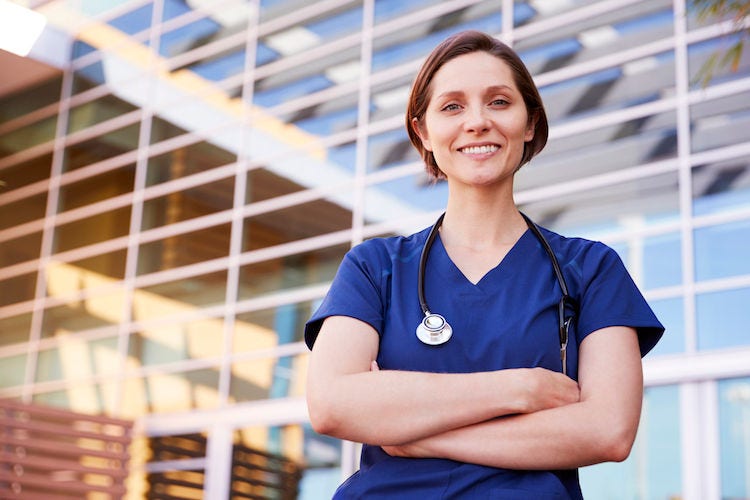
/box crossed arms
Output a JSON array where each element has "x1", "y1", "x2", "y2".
[{"x1": 306, "y1": 315, "x2": 644, "y2": 470}]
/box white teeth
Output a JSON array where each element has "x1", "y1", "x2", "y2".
[{"x1": 461, "y1": 145, "x2": 499, "y2": 154}]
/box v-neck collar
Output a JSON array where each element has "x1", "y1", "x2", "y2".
[{"x1": 430, "y1": 228, "x2": 533, "y2": 293}]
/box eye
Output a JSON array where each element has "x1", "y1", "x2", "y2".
[
  {"x1": 440, "y1": 103, "x2": 462, "y2": 112},
  {"x1": 490, "y1": 98, "x2": 509, "y2": 106}
]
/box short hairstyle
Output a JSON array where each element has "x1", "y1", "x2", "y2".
[{"x1": 405, "y1": 30, "x2": 549, "y2": 179}]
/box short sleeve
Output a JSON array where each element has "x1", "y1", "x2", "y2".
[
  {"x1": 304, "y1": 242, "x2": 387, "y2": 350},
  {"x1": 576, "y1": 243, "x2": 665, "y2": 357}
]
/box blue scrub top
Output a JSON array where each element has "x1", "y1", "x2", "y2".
[{"x1": 305, "y1": 223, "x2": 664, "y2": 499}]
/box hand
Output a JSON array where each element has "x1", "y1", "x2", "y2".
[{"x1": 515, "y1": 367, "x2": 580, "y2": 414}]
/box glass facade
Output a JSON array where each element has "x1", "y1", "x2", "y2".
[{"x1": 1, "y1": 0, "x2": 749, "y2": 498}]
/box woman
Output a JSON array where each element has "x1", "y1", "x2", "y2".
[{"x1": 305, "y1": 30, "x2": 664, "y2": 499}]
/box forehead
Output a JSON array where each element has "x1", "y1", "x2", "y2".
[{"x1": 430, "y1": 51, "x2": 519, "y2": 95}]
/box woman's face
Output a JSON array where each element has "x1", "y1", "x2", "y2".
[{"x1": 413, "y1": 51, "x2": 534, "y2": 188}]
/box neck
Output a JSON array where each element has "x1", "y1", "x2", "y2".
[{"x1": 440, "y1": 189, "x2": 526, "y2": 250}]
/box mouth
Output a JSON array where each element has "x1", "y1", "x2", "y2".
[{"x1": 459, "y1": 144, "x2": 500, "y2": 154}]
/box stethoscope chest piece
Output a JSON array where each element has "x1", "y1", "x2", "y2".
[{"x1": 416, "y1": 313, "x2": 453, "y2": 345}]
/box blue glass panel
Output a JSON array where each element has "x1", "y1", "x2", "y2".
[
  {"x1": 256, "y1": 42, "x2": 279, "y2": 66},
  {"x1": 648, "y1": 297, "x2": 684, "y2": 356},
  {"x1": 718, "y1": 377, "x2": 750, "y2": 499},
  {"x1": 159, "y1": 17, "x2": 220, "y2": 57},
  {"x1": 162, "y1": 0, "x2": 193, "y2": 22},
  {"x1": 254, "y1": 75, "x2": 333, "y2": 108},
  {"x1": 72, "y1": 40, "x2": 97, "y2": 59},
  {"x1": 294, "y1": 106, "x2": 359, "y2": 136},
  {"x1": 694, "y1": 219, "x2": 750, "y2": 281},
  {"x1": 305, "y1": 7, "x2": 362, "y2": 39},
  {"x1": 108, "y1": 3, "x2": 154, "y2": 35},
  {"x1": 371, "y1": 15, "x2": 504, "y2": 72},
  {"x1": 696, "y1": 287, "x2": 750, "y2": 350},
  {"x1": 580, "y1": 385, "x2": 682, "y2": 499},
  {"x1": 190, "y1": 50, "x2": 247, "y2": 81},
  {"x1": 374, "y1": 0, "x2": 436, "y2": 23},
  {"x1": 643, "y1": 232, "x2": 682, "y2": 289}
]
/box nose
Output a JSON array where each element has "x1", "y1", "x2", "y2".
[{"x1": 464, "y1": 105, "x2": 490, "y2": 133}]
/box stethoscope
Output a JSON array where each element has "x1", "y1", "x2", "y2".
[{"x1": 415, "y1": 212, "x2": 577, "y2": 376}]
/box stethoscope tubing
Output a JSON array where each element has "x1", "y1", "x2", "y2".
[{"x1": 416, "y1": 212, "x2": 576, "y2": 375}]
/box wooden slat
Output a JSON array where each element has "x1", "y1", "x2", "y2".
[
  {"x1": 0, "y1": 451, "x2": 128, "y2": 478},
  {"x1": 0, "y1": 470, "x2": 126, "y2": 495},
  {"x1": 0, "y1": 434, "x2": 129, "y2": 461},
  {"x1": 0, "y1": 398, "x2": 132, "y2": 499}
]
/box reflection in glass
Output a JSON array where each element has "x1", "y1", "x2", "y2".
[
  {"x1": 52, "y1": 206, "x2": 132, "y2": 253},
  {"x1": 146, "y1": 139, "x2": 237, "y2": 186},
  {"x1": 364, "y1": 173, "x2": 446, "y2": 226},
  {"x1": 233, "y1": 423, "x2": 339, "y2": 499},
  {"x1": 133, "y1": 270, "x2": 228, "y2": 322},
  {"x1": 140, "y1": 367, "x2": 222, "y2": 413},
  {"x1": 0, "y1": 153, "x2": 53, "y2": 192},
  {"x1": 66, "y1": 249, "x2": 127, "y2": 282},
  {"x1": 688, "y1": 34, "x2": 750, "y2": 90},
  {"x1": 245, "y1": 166, "x2": 307, "y2": 204},
  {"x1": 40, "y1": 290, "x2": 125, "y2": 339},
  {"x1": 129, "y1": 316, "x2": 224, "y2": 367},
  {"x1": 518, "y1": 0, "x2": 673, "y2": 75},
  {"x1": 159, "y1": 12, "x2": 250, "y2": 83},
  {"x1": 137, "y1": 224, "x2": 231, "y2": 274},
  {"x1": 580, "y1": 384, "x2": 682, "y2": 499},
  {"x1": 62, "y1": 125, "x2": 140, "y2": 172},
  {"x1": 0, "y1": 313, "x2": 33, "y2": 347},
  {"x1": 238, "y1": 244, "x2": 349, "y2": 300},
  {"x1": 692, "y1": 155, "x2": 750, "y2": 217},
  {"x1": 233, "y1": 302, "x2": 316, "y2": 352},
  {"x1": 35, "y1": 336, "x2": 120, "y2": 383},
  {"x1": 259, "y1": 2, "x2": 362, "y2": 50},
  {"x1": 519, "y1": 172, "x2": 680, "y2": 238},
  {"x1": 0, "y1": 75, "x2": 62, "y2": 123},
  {"x1": 691, "y1": 94, "x2": 750, "y2": 154},
  {"x1": 522, "y1": 110, "x2": 678, "y2": 192},
  {"x1": 0, "y1": 230, "x2": 42, "y2": 269},
  {"x1": 696, "y1": 287, "x2": 750, "y2": 351},
  {"x1": 643, "y1": 232, "x2": 682, "y2": 289},
  {"x1": 32, "y1": 382, "x2": 116, "y2": 414},
  {"x1": 59, "y1": 164, "x2": 137, "y2": 211},
  {"x1": 243, "y1": 196, "x2": 353, "y2": 251},
  {"x1": 1, "y1": 193, "x2": 47, "y2": 230},
  {"x1": 0, "y1": 115, "x2": 57, "y2": 154},
  {"x1": 648, "y1": 297, "x2": 684, "y2": 356},
  {"x1": 67, "y1": 95, "x2": 139, "y2": 135},
  {"x1": 367, "y1": 127, "x2": 418, "y2": 172},
  {"x1": 0, "y1": 354, "x2": 26, "y2": 389},
  {"x1": 230, "y1": 352, "x2": 307, "y2": 402},
  {"x1": 718, "y1": 377, "x2": 750, "y2": 499},
  {"x1": 150, "y1": 115, "x2": 188, "y2": 144},
  {"x1": 694, "y1": 219, "x2": 750, "y2": 281},
  {"x1": 141, "y1": 177, "x2": 234, "y2": 230},
  {"x1": 0, "y1": 271, "x2": 38, "y2": 308}
]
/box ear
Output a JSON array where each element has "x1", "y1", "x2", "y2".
[
  {"x1": 411, "y1": 117, "x2": 432, "y2": 152},
  {"x1": 524, "y1": 112, "x2": 537, "y2": 143}
]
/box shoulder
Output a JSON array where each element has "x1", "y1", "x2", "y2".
[
  {"x1": 535, "y1": 226, "x2": 625, "y2": 281},
  {"x1": 345, "y1": 226, "x2": 431, "y2": 270}
]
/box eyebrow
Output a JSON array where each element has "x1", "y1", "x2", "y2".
[{"x1": 435, "y1": 85, "x2": 515, "y2": 100}]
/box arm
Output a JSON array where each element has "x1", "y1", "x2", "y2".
[
  {"x1": 306, "y1": 315, "x2": 580, "y2": 445},
  {"x1": 383, "y1": 326, "x2": 643, "y2": 468}
]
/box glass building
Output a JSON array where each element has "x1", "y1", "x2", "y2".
[{"x1": 1, "y1": 0, "x2": 749, "y2": 498}]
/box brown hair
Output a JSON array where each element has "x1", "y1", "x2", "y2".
[{"x1": 406, "y1": 30, "x2": 549, "y2": 179}]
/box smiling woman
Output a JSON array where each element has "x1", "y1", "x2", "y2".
[{"x1": 305, "y1": 30, "x2": 664, "y2": 499}]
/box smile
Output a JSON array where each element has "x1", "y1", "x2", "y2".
[{"x1": 459, "y1": 145, "x2": 499, "y2": 154}]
